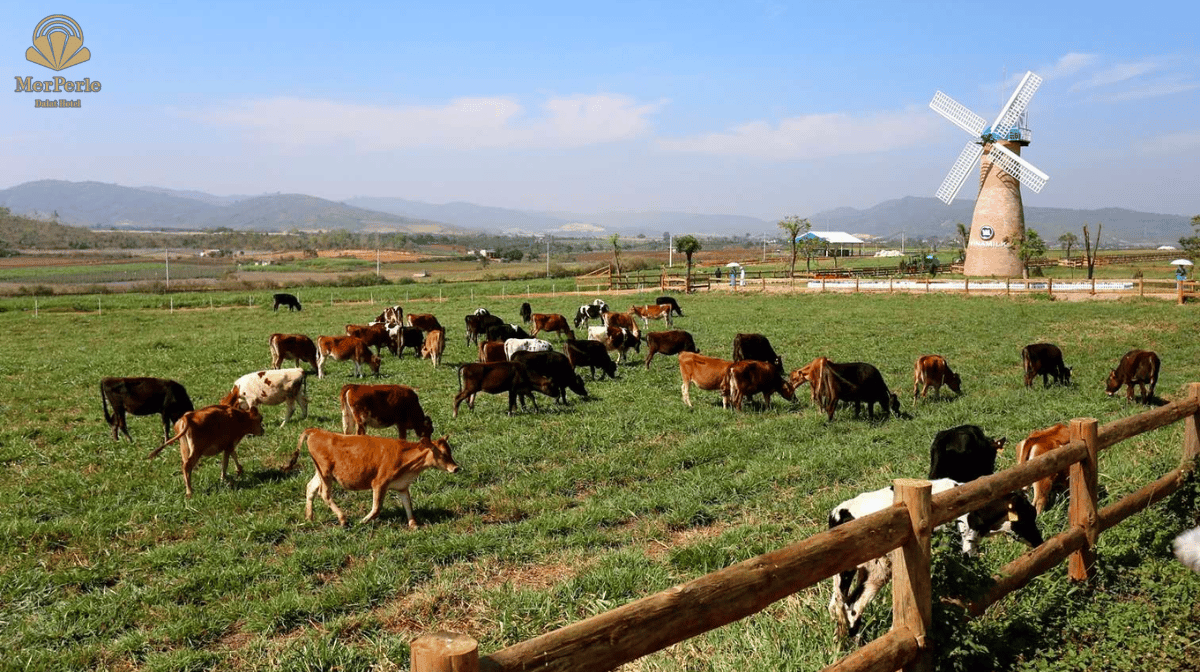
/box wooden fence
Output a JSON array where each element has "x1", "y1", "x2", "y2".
[
  {"x1": 787, "y1": 276, "x2": 1187, "y2": 300},
  {"x1": 410, "y1": 385, "x2": 1200, "y2": 672}
]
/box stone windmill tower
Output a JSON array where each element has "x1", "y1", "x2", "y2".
[{"x1": 929, "y1": 71, "x2": 1049, "y2": 277}]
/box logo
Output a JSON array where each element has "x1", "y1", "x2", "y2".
[
  {"x1": 979, "y1": 225, "x2": 995, "y2": 241},
  {"x1": 26, "y1": 15, "x2": 90, "y2": 70}
]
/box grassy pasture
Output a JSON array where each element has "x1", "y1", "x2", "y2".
[{"x1": 1, "y1": 288, "x2": 1198, "y2": 671}]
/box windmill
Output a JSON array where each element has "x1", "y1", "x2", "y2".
[{"x1": 930, "y1": 71, "x2": 1049, "y2": 276}]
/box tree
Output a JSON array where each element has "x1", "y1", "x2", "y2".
[
  {"x1": 1006, "y1": 228, "x2": 1047, "y2": 279},
  {"x1": 1178, "y1": 215, "x2": 1200, "y2": 260},
  {"x1": 1058, "y1": 232, "x2": 1078, "y2": 261},
  {"x1": 799, "y1": 234, "x2": 822, "y2": 272},
  {"x1": 608, "y1": 233, "x2": 623, "y2": 275},
  {"x1": 674, "y1": 235, "x2": 702, "y2": 292},
  {"x1": 1082, "y1": 222, "x2": 1102, "y2": 280},
  {"x1": 955, "y1": 222, "x2": 969, "y2": 254},
  {"x1": 777, "y1": 215, "x2": 811, "y2": 279}
]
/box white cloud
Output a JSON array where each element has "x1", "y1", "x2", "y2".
[
  {"x1": 656, "y1": 108, "x2": 941, "y2": 160},
  {"x1": 1136, "y1": 130, "x2": 1200, "y2": 155},
  {"x1": 1070, "y1": 59, "x2": 1163, "y2": 91},
  {"x1": 193, "y1": 94, "x2": 664, "y2": 151},
  {"x1": 1040, "y1": 53, "x2": 1099, "y2": 80}
]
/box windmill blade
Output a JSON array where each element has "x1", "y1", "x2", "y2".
[
  {"x1": 990, "y1": 71, "x2": 1042, "y2": 140},
  {"x1": 988, "y1": 143, "x2": 1049, "y2": 193},
  {"x1": 929, "y1": 91, "x2": 987, "y2": 137},
  {"x1": 936, "y1": 141, "x2": 984, "y2": 204}
]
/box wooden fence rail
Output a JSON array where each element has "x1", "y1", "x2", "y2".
[{"x1": 413, "y1": 386, "x2": 1200, "y2": 672}]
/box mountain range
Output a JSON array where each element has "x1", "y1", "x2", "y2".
[{"x1": 0, "y1": 180, "x2": 1192, "y2": 245}]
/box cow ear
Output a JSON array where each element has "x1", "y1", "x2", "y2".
[{"x1": 995, "y1": 437, "x2": 1007, "y2": 451}]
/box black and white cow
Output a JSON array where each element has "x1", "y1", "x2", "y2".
[
  {"x1": 928, "y1": 425, "x2": 1006, "y2": 484},
  {"x1": 573, "y1": 299, "x2": 610, "y2": 328}
]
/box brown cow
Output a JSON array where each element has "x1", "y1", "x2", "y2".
[
  {"x1": 602, "y1": 311, "x2": 641, "y2": 339},
  {"x1": 1105, "y1": 349, "x2": 1160, "y2": 402},
  {"x1": 346, "y1": 323, "x2": 398, "y2": 357},
  {"x1": 295, "y1": 428, "x2": 459, "y2": 527},
  {"x1": 679, "y1": 351, "x2": 733, "y2": 408},
  {"x1": 912, "y1": 354, "x2": 962, "y2": 400},
  {"x1": 146, "y1": 403, "x2": 265, "y2": 497},
  {"x1": 406, "y1": 313, "x2": 443, "y2": 333},
  {"x1": 316, "y1": 336, "x2": 382, "y2": 379},
  {"x1": 1015, "y1": 423, "x2": 1071, "y2": 513},
  {"x1": 725, "y1": 360, "x2": 795, "y2": 410},
  {"x1": 644, "y1": 330, "x2": 698, "y2": 369},
  {"x1": 631, "y1": 304, "x2": 674, "y2": 329},
  {"x1": 478, "y1": 340, "x2": 507, "y2": 363},
  {"x1": 453, "y1": 361, "x2": 558, "y2": 417},
  {"x1": 421, "y1": 329, "x2": 446, "y2": 367},
  {"x1": 339, "y1": 384, "x2": 434, "y2": 439},
  {"x1": 100, "y1": 377, "x2": 194, "y2": 442},
  {"x1": 530, "y1": 313, "x2": 575, "y2": 340},
  {"x1": 270, "y1": 333, "x2": 318, "y2": 370},
  {"x1": 1022, "y1": 343, "x2": 1071, "y2": 388},
  {"x1": 790, "y1": 357, "x2": 830, "y2": 404}
]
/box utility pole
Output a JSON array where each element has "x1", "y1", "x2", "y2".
[
  {"x1": 669, "y1": 233, "x2": 673, "y2": 268},
  {"x1": 546, "y1": 236, "x2": 550, "y2": 279},
  {"x1": 165, "y1": 249, "x2": 169, "y2": 289}
]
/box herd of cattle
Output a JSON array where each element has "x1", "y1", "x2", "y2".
[{"x1": 98, "y1": 292, "x2": 1178, "y2": 634}]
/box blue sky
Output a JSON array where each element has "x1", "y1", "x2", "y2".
[{"x1": 3, "y1": 1, "x2": 1198, "y2": 220}]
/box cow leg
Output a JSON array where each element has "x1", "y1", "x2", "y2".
[
  {"x1": 180, "y1": 435, "x2": 198, "y2": 498},
  {"x1": 363, "y1": 483, "x2": 388, "y2": 523},
  {"x1": 280, "y1": 399, "x2": 294, "y2": 428},
  {"x1": 297, "y1": 390, "x2": 309, "y2": 421},
  {"x1": 316, "y1": 353, "x2": 326, "y2": 379},
  {"x1": 117, "y1": 409, "x2": 133, "y2": 442},
  {"x1": 846, "y1": 559, "x2": 892, "y2": 635},
  {"x1": 314, "y1": 472, "x2": 347, "y2": 525},
  {"x1": 681, "y1": 380, "x2": 693, "y2": 408},
  {"x1": 305, "y1": 472, "x2": 321, "y2": 520},
  {"x1": 452, "y1": 390, "x2": 469, "y2": 418},
  {"x1": 645, "y1": 352, "x2": 654, "y2": 370},
  {"x1": 394, "y1": 487, "x2": 418, "y2": 529}
]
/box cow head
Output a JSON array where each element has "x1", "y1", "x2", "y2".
[
  {"x1": 946, "y1": 371, "x2": 963, "y2": 395},
  {"x1": 1060, "y1": 366, "x2": 1073, "y2": 386},
  {"x1": 1104, "y1": 369, "x2": 1122, "y2": 396},
  {"x1": 427, "y1": 435, "x2": 460, "y2": 474},
  {"x1": 368, "y1": 353, "x2": 382, "y2": 377},
  {"x1": 966, "y1": 491, "x2": 1043, "y2": 554},
  {"x1": 887, "y1": 392, "x2": 901, "y2": 417},
  {"x1": 242, "y1": 406, "x2": 266, "y2": 437},
  {"x1": 778, "y1": 377, "x2": 796, "y2": 402},
  {"x1": 568, "y1": 374, "x2": 588, "y2": 399},
  {"x1": 219, "y1": 385, "x2": 241, "y2": 408},
  {"x1": 417, "y1": 414, "x2": 435, "y2": 440}
]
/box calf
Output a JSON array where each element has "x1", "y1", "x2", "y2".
[
  {"x1": 389, "y1": 324, "x2": 426, "y2": 358},
  {"x1": 1022, "y1": 343, "x2": 1071, "y2": 388},
  {"x1": 316, "y1": 336, "x2": 382, "y2": 379},
  {"x1": 530, "y1": 313, "x2": 575, "y2": 340},
  {"x1": 928, "y1": 425, "x2": 1005, "y2": 483},
  {"x1": 486, "y1": 323, "x2": 530, "y2": 343},
  {"x1": 519, "y1": 302, "x2": 532, "y2": 323},
  {"x1": 678, "y1": 351, "x2": 733, "y2": 408},
  {"x1": 565, "y1": 338, "x2": 618, "y2": 380},
  {"x1": 295, "y1": 428, "x2": 459, "y2": 527},
  {"x1": 146, "y1": 404, "x2": 265, "y2": 498},
  {"x1": 912, "y1": 354, "x2": 962, "y2": 400},
  {"x1": 725, "y1": 360, "x2": 795, "y2": 410},
  {"x1": 1105, "y1": 349, "x2": 1160, "y2": 402},
  {"x1": 340, "y1": 383, "x2": 434, "y2": 439},
  {"x1": 732, "y1": 333, "x2": 783, "y2": 370},
  {"x1": 790, "y1": 357, "x2": 829, "y2": 404},
  {"x1": 370, "y1": 305, "x2": 403, "y2": 327},
  {"x1": 478, "y1": 340, "x2": 508, "y2": 363},
  {"x1": 273, "y1": 292, "x2": 302, "y2": 312},
  {"x1": 630, "y1": 304, "x2": 673, "y2": 329},
  {"x1": 465, "y1": 313, "x2": 504, "y2": 346},
  {"x1": 644, "y1": 330, "x2": 699, "y2": 369},
  {"x1": 602, "y1": 311, "x2": 640, "y2": 340},
  {"x1": 345, "y1": 323, "x2": 398, "y2": 357},
  {"x1": 100, "y1": 377, "x2": 194, "y2": 442},
  {"x1": 503, "y1": 337, "x2": 553, "y2": 361},
  {"x1": 815, "y1": 361, "x2": 901, "y2": 421},
  {"x1": 1015, "y1": 423, "x2": 1071, "y2": 513},
  {"x1": 655, "y1": 295, "x2": 684, "y2": 317},
  {"x1": 511, "y1": 350, "x2": 588, "y2": 403},
  {"x1": 421, "y1": 329, "x2": 446, "y2": 367},
  {"x1": 221, "y1": 368, "x2": 308, "y2": 427},
  {"x1": 270, "y1": 333, "x2": 318, "y2": 370},
  {"x1": 453, "y1": 361, "x2": 559, "y2": 417},
  {"x1": 572, "y1": 300, "x2": 609, "y2": 328},
  {"x1": 406, "y1": 313, "x2": 443, "y2": 333},
  {"x1": 828, "y1": 479, "x2": 1042, "y2": 637},
  {"x1": 588, "y1": 325, "x2": 640, "y2": 364}
]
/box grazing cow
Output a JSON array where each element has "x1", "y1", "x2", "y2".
[
  {"x1": 486, "y1": 323, "x2": 530, "y2": 343},
  {"x1": 572, "y1": 300, "x2": 610, "y2": 328},
  {"x1": 339, "y1": 383, "x2": 434, "y2": 439},
  {"x1": 631, "y1": 304, "x2": 674, "y2": 329},
  {"x1": 316, "y1": 336, "x2": 382, "y2": 379},
  {"x1": 370, "y1": 305, "x2": 403, "y2": 327},
  {"x1": 421, "y1": 329, "x2": 446, "y2": 367},
  {"x1": 530, "y1": 313, "x2": 576, "y2": 340},
  {"x1": 406, "y1": 313, "x2": 443, "y2": 333},
  {"x1": 644, "y1": 330, "x2": 699, "y2": 369},
  {"x1": 270, "y1": 333, "x2": 318, "y2": 370},
  {"x1": 478, "y1": 340, "x2": 507, "y2": 363},
  {"x1": 725, "y1": 360, "x2": 795, "y2": 410},
  {"x1": 732, "y1": 333, "x2": 783, "y2": 370},
  {"x1": 928, "y1": 425, "x2": 1006, "y2": 483},
  {"x1": 814, "y1": 361, "x2": 901, "y2": 421},
  {"x1": 519, "y1": 302, "x2": 532, "y2": 324},
  {"x1": 678, "y1": 351, "x2": 734, "y2": 408},
  {"x1": 655, "y1": 295, "x2": 684, "y2": 317},
  {"x1": 345, "y1": 323, "x2": 398, "y2": 357},
  {"x1": 146, "y1": 404, "x2": 265, "y2": 498},
  {"x1": 1015, "y1": 423, "x2": 1071, "y2": 513},
  {"x1": 565, "y1": 338, "x2": 618, "y2": 380},
  {"x1": 474, "y1": 307, "x2": 490, "y2": 316},
  {"x1": 387, "y1": 324, "x2": 426, "y2": 358},
  {"x1": 1022, "y1": 343, "x2": 1071, "y2": 388},
  {"x1": 588, "y1": 325, "x2": 640, "y2": 364},
  {"x1": 828, "y1": 479, "x2": 1042, "y2": 637},
  {"x1": 512, "y1": 350, "x2": 588, "y2": 403},
  {"x1": 912, "y1": 355, "x2": 962, "y2": 400},
  {"x1": 1105, "y1": 349, "x2": 1161, "y2": 402},
  {"x1": 790, "y1": 357, "x2": 830, "y2": 404},
  {"x1": 453, "y1": 361, "x2": 558, "y2": 417},
  {"x1": 295, "y1": 428, "x2": 459, "y2": 527},
  {"x1": 464, "y1": 313, "x2": 504, "y2": 346},
  {"x1": 503, "y1": 337, "x2": 553, "y2": 361},
  {"x1": 273, "y1": 293, "x2": 302, "y2": 312},
  {"x1": 602, "y1": 311, "x2": 641, "y2": 339},
  {"x1": 100, "y1": 377, "x2": 194, "y2": 442},
  {"x1": 221, "y1": 368, "x2": 308, "y2": 428}
]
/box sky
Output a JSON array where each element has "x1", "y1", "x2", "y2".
[{"x1": 3, "y1": 0, "x2": 1198, "y2": 220}]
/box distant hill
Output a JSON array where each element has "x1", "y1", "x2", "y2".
[{"x1": 345, "y1": 196, "x2": 571, "y2": 233}]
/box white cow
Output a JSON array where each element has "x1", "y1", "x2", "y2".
[
  {"x1": 222, "y1": 368, "x2": 308, "y2": 428},
  {"x1": 503, "y1": 338, "x2": 553, "y2": 361}
]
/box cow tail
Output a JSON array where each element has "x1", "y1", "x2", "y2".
[
  {"x1": 147, "y1": 421, "x2": 187, "y2": 460},
  {"x1": 1021, "y1": 347, "x2": 1031, "y2": 374},
  {"x1": 1015, "y1": 438, "x2": 1031, "y2": 466},
  {"x1": 286, "y1": 429, "x2": 311, "y2": 472},
  {"x1": 100, "y1": 381, "x2": 112, "y2": 425}
]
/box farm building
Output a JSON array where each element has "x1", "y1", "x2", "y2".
[{"x1": 797, "y1": 231, "x2": 865, "y2": 257}]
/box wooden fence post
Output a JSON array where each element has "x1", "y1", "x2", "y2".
[
  {"x1": 963, "y1": 278, "x2": 969, "y2": 295},
  {"x1": 1006, "y1": 278, "x2": 1010, "y2": 296},
  {"x1": 1183, "y1": 383, "x2": 1200, "y2": 472},
  {"x1": 411, "y1": 632, "x2": 479, "y2": 672},
  {"x1": 890, "y1": 277, "x2": 894, "y2": 294},
  {"x1": 1068, "y1": 418, "x2": 1100, "y2": 581},
  {"x1": 1139, "y1": 277, "x2": 1144, "y2": 297},
  {"x1": 892, "y1": 479, "x2": 933, "y2": 672},
  {"x1": 1091, "y1": 277, "x2": 1096, "y2": 295},
  {"x1": 1048, "y1": 278, "x2": 1053, "y2": 299},
  {"x1": 855, "y1": 277, "x2": 859, "y2": 293},
  {"x1": 821, "y1": 277, "x2": 825, "y2": 293}
]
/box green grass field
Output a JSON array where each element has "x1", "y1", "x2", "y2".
[{"x1": 1, "y1": 287, "x2": 1198, "y2": 671}]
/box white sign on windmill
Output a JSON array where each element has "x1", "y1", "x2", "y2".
[{"x1": 930, "y1": 71, "x2": 1050, "y2": 277}]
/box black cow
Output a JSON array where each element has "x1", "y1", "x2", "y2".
[
  {"x1": 565, "y1": 339, "x2": 618, "y2": 380},
  {"x1": 465, "y1": 313, "x2": 505, "y2": 347},
  {"x1": 655, "y1": 295, "x2": 684, "y2": 317},
  {"x1": 511, "y1": 350, "x2": 589, "y2": 403},
  {"x1": 100, "y1": 377, "x2": 195, "y2": 442},
  {"x1": 1022, "y1": 343, "x2": 1071, "y2": 388},
  {"x1": 732, "y1": 333, "x2": 782, "y2": 370},
  {"x1": 273, "y1": 293, "x2": 302, "y2": 312},
  {"x1": 453, "y1": 361, "x2": 559, "y2": 417},
  {"x1": 486, "y1": 323, "x2": 530, "y2": 343},
  {"x1": 815, "y1": 362, "x2": 901, "y2": 421},
  {"x1": 928, "y1": 425, "x2": 1006, "y2": 483},
  {"x1": 519, "y1": 302, "x2": 532, "y2": 324},
  {"x1": 390, "y1": 325, "x2": 426, "y2": 358}
]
